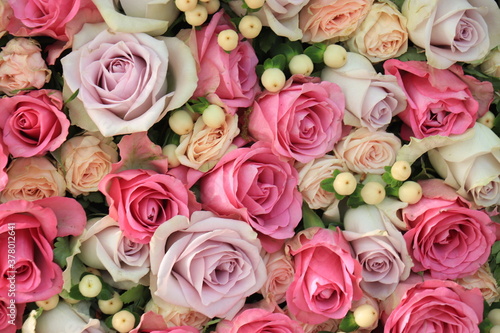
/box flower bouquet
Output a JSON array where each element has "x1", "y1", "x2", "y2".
[{"x1": 0, "y1": 0, "x2": 499, "y2": 332}]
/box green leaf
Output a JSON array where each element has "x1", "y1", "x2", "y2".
[
  {"x1": 320, "y1": 177, "x2": 336, "y2": 193},
  {"x1": 396, "y1": 46, "x2": 427, "y2": 62},
  {"x1": 258, "y1": 29, "x2": 278, "y2": 54},
  {"x1": 69, "y1": 284, "x2": 90, "y2": 301},
  {"x1": 202, "y1": 318, "x2": 223, "y2": 333},
  {"x1": 302, "y1": 201, "x2": 325, "y2": 229},
  {"x1": 120, "y1": 284, "x2": 146, "y2": 304},
  {"x1": 304, "y1": 43, "x2": 327, "y2": 64},
  {"x1": 272, "y1": 44, "x2": 299, "y2": 63},
  {"x1": 346, "y1": 184, "x2": 365, "y2": 209},
  {"x1": 53, "y1": 237, "x2": 72, "y2": 269},
  {"x1": 271, "y1": 54, "x2": 287, "y2": 71},
  {"x1": 381, "y1": 166, "x2": 403, "y2": 188},
  {"x1": 96, "y1": 277, "x2": 115, "y2": 301},
  {"x1": 64, "y1": 89, "x2": 79, "y2": 106},
  {"x1": 389, "y1": 0, "x2": 405, "y2": 10},
  {"x1": 339, "y1": 312, "x2": 360, "y2": 332}
]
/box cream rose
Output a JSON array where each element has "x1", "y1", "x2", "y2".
[
  {"x1": 92, "y1": 0, "x2": 179, "y2": 35},
  {"x1": 0, "y1": 156, "x2": 65, "y2": 202},
  {"x1": 260, "y1": 248, "x2": 295, "y2": 304},
  {"x1": 346, "y1": 1, "x2": 408, "y2": 62},
  {"x1": 175, "y1": 113, "x2": 239, "y2": 171},
  {"x1": 77, "y1": 216, "x2": 150, "y2": 287},
  {"x1": 334, "y1": 127, "x2": 401, "y2": 175},
  {"x1": 60, "y1": 133, "x2": 118, "y2": 196},
  {"x1": 144, "y1": 299, "x2": 210, "y2": 329},
  {"x1": 321, "y1": 52, "x2": 406, "y2": 132},
  {"x1": 402, "y1": 0, "x2": 500, "y2": 69},
  {"x1": 428, "y1": 122, "x2": 500, "y2": 208},
  {"x1": 456, "y1": 264, "x2": 500, "y2": 305},
  {"x1": 480, "y1": 46, "x2": 500, "y2": 77}
]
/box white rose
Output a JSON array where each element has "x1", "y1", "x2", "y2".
[
  {"x1": 321, "y1": 52, "x2": 406, "y2": 132},
  {"x1": 402, "y1": 0, "x2": 500, "y2": 69},
  {"x1": 428, "y1": 122, "x2": 500, "y2": 208}
]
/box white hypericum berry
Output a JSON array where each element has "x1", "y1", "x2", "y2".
[
  {"x1": 218, "y1": 29, "x2": 239, "y2": 52},
  {"x1": 162, "y1": 144, "x2": 181, "y2": 168},
  {"x1": 244, "y1": 0, "x2": 265, "y2": 9},
  {"x1": 202, "y1": 104, "x2": 226, "y2": 128},
  {"x1": 78, "y1": 274, "x2": 102, "y2": 298},
  {"x1": 361, "y1": 181, "x2": 386, "y2": 205},
  {"x1": 491, "y1": 325, "x2": 500, "y2": 333},
  {"x1": 35, "y1": 294, "x2": 60, "y2": 311},
  {"x1": 169, "y1": 110, "x2": 194, "y2": 135},
  {"x1": 323, "y1": 44, "x2": 347, "y2": 68},
  {"x1": 478, "y1": 111, "x2": 495, "y2": 129},
  {"x1": 175, "y1": 0, "x2": 197, "y2": 12},
  {"x1": 112, "y1": 310, "x2": 136, "y2": 333},
  {"x1": 98, "y1": 292, "x2": 124, "y2": 315},
  {"x1": 391, "y1": 160, "x2": 412, "y2": 181},
  {"x1": 353, "y1": 304, "x2": 379, "y2": 328},
  {"x1": 333, "y1": 171, "x2": 357, "y2": 196},
  {"x1": 261, "y1": 67, "x2": 286, "y2": 92},
  {"x1": 184, "y1": 4, "x2": 208, "y2": 26},
  {"x1": 238, "y1": 15, "x2": 262, "y2": 39},
  {"x1": 488, "y1": 309, "x2": 500, "y2": 326},
  {"x1": 398, "y1": 181, "x2": 422, "y2": 204},
  {"x1": 201, "y1": 0, "x2": 220, "y2": 14},
  {"x1": 288, "y1": 54, "x2": 314, "y2": 76}
]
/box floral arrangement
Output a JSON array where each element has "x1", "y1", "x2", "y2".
[{"x1": 0, "y1": 0, "x2": 499, "y2": 332}]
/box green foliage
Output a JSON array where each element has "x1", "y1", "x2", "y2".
[
  {"x1": 302, "y1": 201, "x2": 325, "y2": 229},
  {"x1": 339, "y1": 311, "x2": 360, "y2": 332},
  {"x1": 263, "y1": 54, "x2": 287, "y2": 71},
  {"x1": 53, "y1": 237, "x2": 72, "y2": 269},
  {"x1": 382, "y1": 166, "x2": 404, "y2": 188},
  {"x1": 396, "y1": 46, "x2": 427, "y2": 62},
  {"x1": 346, "y1": 183, "x2": 365, "y2": 209},
  {"x1": 304, "y1": 43, "x2": 327, "y2": 64},
  {"x1": 185, "y1": 97, "x2": 211, "y2": 114},
  {"x1": 120, "y1": 284, "x2": 146, "y2": 304}
]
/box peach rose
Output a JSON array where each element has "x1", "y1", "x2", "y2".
[
  {"x1": 334, "y1": 127, "x2": 401, "y2": 175},
  {"x1": 145, "y1": 300, "x2": 210, "y2": 329},
  {"x1": 0, "y1": 156, "x2": 65, "y2": 202},
  {"x1": 175, "y1": 113, "x2": 239, "y2": 172},
  {"x1": 60, "y1": 133, "x2": 118, "y2": 196},
  {"x1": 346, "y1": 1, "x2": 408, "y2": 62},
  {"x1": 0, "y1": 38, "x2": 51, "y2": 95},
  {"x1": 299, "y1": 0, "x2": 374, "y2": 43},
  {"x1": 456, "y1": 264, "x2": 500, "y2": 305},
  {"x1": 260, "y1": 248, "x2": 295, "y2": 304}
]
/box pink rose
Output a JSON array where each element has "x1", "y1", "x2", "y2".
[
  {"x1": 178, "y1": 11, "x2": 260, "y2": 115},
  {"x1": 0, "y1": 297, "x2": 25, "y2": 333},
  {"x1": 144, "y1": 300, "x2": 210, "y2": 329},
  {"x1": 403, "y1": 179, "x2": 495, "y2": 279},
  {"x1": 199, "y1": 142, "x2": 302, "y2": 253},
  {"x1": 216, "y1": 308, "x2": 304, "y2": 333},
  {"x1": 384, "y1": 279, "x2": 484, "y2": 333},
  {"x1": 0, "y1": 38, "x2": 51, "y2": 95},
  {"x1": 130, "y1": 310, "x2": 200, "y2": 333},
  {"x1": 248, "y1": 75, "x2": 345, "y2": 163},
  {"x1": 384, "y1": 59, "x2": 494, "y2": 139},
  {"x1": 0, "y1": 90, "x2": 69, "y2": 158},
  {"x1": 99, "y1": 169, "x2": 200, "y2": 243},
  {"x1": 285, "y1": 227, "x2": 363, "y2": 324},
  {"x1": 149, "y1": 211, "x2": 267, "y2": 319},
  {"x1": 0, "y1": 135, "x2": 8, "y2": 192},
  {"x1": 0, "y1": 197, "x2": 86, "y2": 303},
  {"x1": 299, "y1": 0, "x2": 374, "y2": 43}
]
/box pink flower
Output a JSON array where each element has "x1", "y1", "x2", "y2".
[
  {"x1": 0, "y1": 90, "x2": 69, "y2": 158},
  {"x1": 384, "y1": 59, "x2": 494, "y2": 139},
  {"x1": 216, "y1": 308, "x2": 304, "y2": 333},
  {"x1": 0, "y1": 197, "x2": 86, "y2": 303},
  {"x1": 130, "y1": 310, "x2": 200, "y2": 333},
  {"x1": 403, "y1": 179, "x2": 496, "y2": 279},
  {"x1": 178, "y1": 11, "x2": 260, "y2": 114},
  {"x1": 99, "y1": 169, "x2": 200, "y2": 243},
  {"x1": 248, "y1": 75, "x2": 344, "y2": 163},
  {"x1": 285, "y1": 227, "x2": 363, "y2": 324},
  {"x1": 199, "y1": 142, "x2": 302, "y2": 253},
  {"x1": 149, "y1": 211, "x2": 267, "y2": 319},
  {"x1": 0, "y1": 297, "x2": 25, "y2": 333},
  {"x1": 384, "y1": 279, "x2": 484, "y2": 332}
]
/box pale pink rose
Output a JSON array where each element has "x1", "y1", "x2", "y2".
[
  {"x1": 260, "y1": 248, "x2": 295, "y2": 304},
  {"x1": 402, "y1": 0, "x2": 500, "y2": 69},
  {"x1": 0, "y1": 38, "x2": 51, "y2": 95},
  {"x1": 34, "y1": 301, "x2": 104, "y2": 333},
  {"x1": 0, "y1": 156, "x2": 66, "y2": 202},
  {"x1": 383, "y1": 279, "x2": 484, "y2": 332},
  {"x1": 199, "y1": 142, "x2": 302, "y2": 253},
  {"x1": 334, "y1": 127, "x2": 401, "y2": 175},
  {"x1": 295, "y1": 155, "x2": 345, "y2": 210},
  {"x1": 0, "y1": 90, "x2": 69, "y2": 158},
  {"x1": 343, "y1": 205, "x2": 413, "y2": 300},
  {"x1": 403, "y1": 179, "x2": 496, "y2": 279},
  {"x1": 285, "y1": 227, "x2": 363, "y2": 324},
  {"x1": 77, "y1": 216, "x2": 150, "y2": 286},
  {"x1": 0, "y1": 1, "x2": 12, "y2": 39},
  {"x1": 60, "y1": 133, "x2": 118, "y2": 196},
  {"x1": 384, "y1": 59, "x2": 494, "y2": 140},
  {"x1": 248, "y1": 75, "x2": 345, "y2": 163},
  {"x1": 0, "y1": 297, "x2": 25, "y2": 333},
  {"x1": 175, "y1": 113, "x2": 240, "y2": 171},
  {"x1": 6, "y1": 0, "x2": 103, "y2": 64},
  {"x1": 322, "y1": 52, "x2": 406, "y2": 132},
  {"x1": 456, "y1": 264, "x2": 500, "y2": 305},
  {"x1": 299, "y1": 0, "x2": 374, "y2": 43},
  {"x1": 216, "y1": 308, "x2": 304, "y2": 333},
  {"x1": 480, "y1": 47, "x2": 500, "y2": 77},
  {"x1": 149, "y1": 211, "x2": 267, "y2": 319},
  {"x1": 177, "y1": 11, "x2": 260, "y2": 115},
  {"x1": 62, "y1": 23, "x2": 197, "y2": 137},
  {"x1": 0, "y1": 197, "x2": 86, "y2": 303},
  {"x1": 144, "y1": 300, "x2": 210, "y2": 329},
  {"x1": 346, "y1": 2, "x2": 408, "y2": 62},
  {"x1": 99, "y1": 168, "x2": 200, "y2": 243}
]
